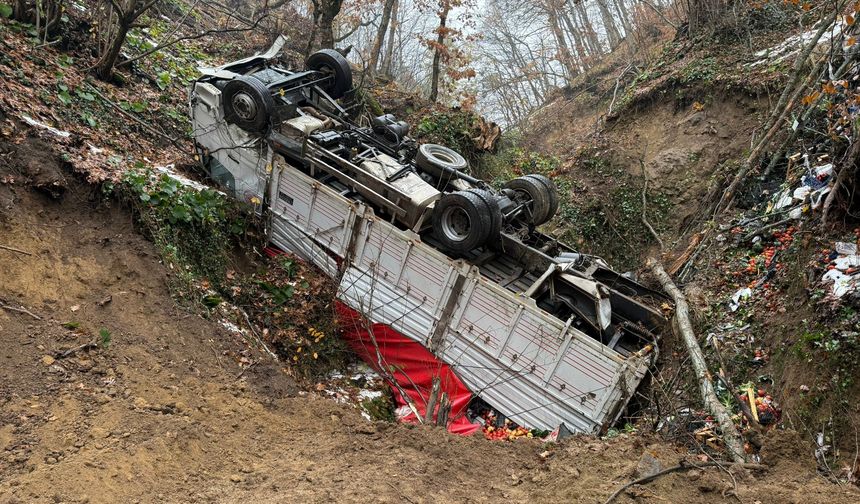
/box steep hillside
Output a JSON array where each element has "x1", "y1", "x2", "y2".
[
  {"x1": 520, "y1": 7, "x2": 860, "y2": 487},
  {"x1": 3, "y1": 0, "x2": 860, "y2": 501}
]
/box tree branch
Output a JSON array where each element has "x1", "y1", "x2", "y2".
[
  {"x1": 116, "y1": 14, "x2": 269, "y2": 68},
  {"x1": 647, "y1": 257, "x2": 747, "y2": 464},
  {"x1": 335, "y1": 13, "x2": 379, "y2": 43}
]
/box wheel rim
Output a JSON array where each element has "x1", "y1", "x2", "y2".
[
  {"x1": 433, "y1": 150, "x2": 457, "y2": 164},
  {"x1": 440, "y1": 206, "x2": 471, "y2": 242},
  {"x1": 231, "y1": 91, "x2": 257, "y2": 121}
]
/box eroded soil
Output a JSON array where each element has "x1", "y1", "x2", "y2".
[{"x1": 1, "y1": 136, "x2": 859, "y2": 504}]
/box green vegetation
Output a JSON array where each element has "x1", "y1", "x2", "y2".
[
  {"x1": 114, "y1": 166, "x2": 251, "y2": 297},
  {"x1": 414, "y1": 110, "x2": 484, "y2": 164},
  {"x1": 361, "y1": 394, "x2": 395, "y2": 422},
  {"x1": 99, "y1": 328, "x2": 112, "y2": 349},
  {"x1": 230, "y1": 255, "x2": 348, "y2": 379},
  {"x1": 677, "y1": 57, "x2": 719, "y2": 85}
]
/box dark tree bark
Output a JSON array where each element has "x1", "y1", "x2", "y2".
[
  {"x1": 686, "y1": 0, "x2": 735, "y2": 34},
  {"x1": 428, "y1": 2, "x2": 451, "y2": 103},
  {"x1": 596, "y1": 0, "x2": 621, "y2": 48},
  {"x1": 307, "y1": 0, "x2": 344, "y2": 54},
  {"x1": 95, "y1": 0, "x2": 159, "y2": 81},
  {"x1": 571, "y1": 0, "x2": 602, "y2": 56},
  {"x1": 12, "y1": 0, "x2": 65, "y2": 36},
  {"x1": 369, "y1": 0, "x2": 396, "y2": 74},
  {"x1": 558, "y1": 4, "x2": 588, "y2": 71},
  {"x1": 544, "y1": 1, "x2": 578, "y2": 80}
]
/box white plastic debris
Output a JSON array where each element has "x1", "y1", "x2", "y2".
[
  {"x1": 835, "y1": 241, "x2": 858, "y2": 255},
  {"x1": 789, "y1": 207, "x2": 804, "y2": 220},
  {"x1": 730, "y1": 287, "x2": 753, "y2": 312},
  {"x1": 822, "y1": 269, "x2": 859, "y2": 298},
  {"x1": 793, "y1": 186, "x2": 812, "y2": 200},
  {"x1": 21, "y1": 114, "x2": 71, "y2": 138},
  {"x1": 815, "y1": 164, "x2": 834, "y2": 178},
  {"x1": 833, "y1": 255, "x2": 860, "y2": 271},
  {"x1": 810, "y1": 187, "x2": 831, "y2": 209},
  {"x1": 774, "y1": 189, "x2": 793, "y2": 209}
]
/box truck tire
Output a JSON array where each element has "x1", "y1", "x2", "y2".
[
  {"x1": 222, "y1": 75, "x2": 275, "y2": 133},
  {"x1": 467, "y1": 189, "x2": 502, "y2": 244},
  {"x1": 524, "y1": 174, "x2": 559, "y2": 223},
  {"x1": 504, "y1": 176, "x2": 552, "y2": 225},
  {"x1": 306, "y1": 49, "x2": 353, "y2": 99},
  {"x1": 433, "y1": 190, "x2": 493, "y2": 253},
  {"x1": 416, "y1": 144, "x2": 468, "y2": 179}
]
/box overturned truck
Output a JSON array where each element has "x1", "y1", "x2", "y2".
[{"x1": 190, "y1": 37, "x2": 667, "y2": 434}]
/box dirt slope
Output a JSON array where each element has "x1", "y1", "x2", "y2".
[{"x1": 1, "y1": 133, "x2": 858, "y2": 504}]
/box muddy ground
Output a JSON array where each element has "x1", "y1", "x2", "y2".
[{"x1": 1, "y1": 138, "x2": 859, "y2": 504}]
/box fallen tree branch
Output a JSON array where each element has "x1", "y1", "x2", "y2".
[
  {"x1": 741, "y1": 217, "x2": 793, "y2": 242},
  {"x1": 54, "y1": 341, "x2": 97, "y2": 359},
  {"x1": 239, "y1": 308, "x2": 279, "y2": 361},
  {"x1": 115, "y1": 14, "x2": 269, "y2": 69},
  {"x1": 603, "y1": 461, "x2": 766, "y2": 504},
  {"x1": 717, "y1": 6, "x2": 842, "y2": 213},
  {"x1": 646, "y1": 257, "x2": 747, "y2": 463},
  {"x1": 0, "y1": 302, "x2": 43, "y2": 320},
  {"x1": 822, "y1": 137, "x2": 860, "y2": 225},
  {"x1": 0, "y1": 243, "x2": 32, "y2": 256}
]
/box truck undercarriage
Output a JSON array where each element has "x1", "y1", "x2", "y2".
[{"x1": 190, "y1": 37, "x2": 667, "y2": 433}]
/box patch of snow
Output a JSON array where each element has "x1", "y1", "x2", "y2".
[
  {"x1": 20, "y1": 115, "x2": 71, "y2": 138},
  {"x1": 747, "y1": 21, "x2": 845, "y2": 68}
]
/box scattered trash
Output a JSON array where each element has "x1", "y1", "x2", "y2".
[
  {"x1": 317, "y1": 364, "x2": 392, "y2": 421},
  {"x1": 820, "y1": 237, "x2": 860, "y2": 298},
  {"x1": 730, "y1": 287, "x2": 752, "y2": 312},
  {"x1": 766, "y1": 162, "x2": 834, "y2": 219},
  {"x1": 835, "y1": 241, "x2": 857, "y2": 255}
]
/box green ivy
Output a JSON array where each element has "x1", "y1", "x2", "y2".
[{"x1": 119, "y1": 167, "x2": 249, "y2": 293}]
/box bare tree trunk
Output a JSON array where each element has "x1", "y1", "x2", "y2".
[
  {"x1": 545, "y1": 1, "x2": 579, "y2": 80},
  {"x1": 93, "y1": 0, "x2": 159, "y2": 80},
  {"x1": 647, "y1": 257, "x2": 747, "y2": 463},
  {"x1": 307, "y1": 0, "x2": 344, "y2": 52},
  {"x1": 382, "y1": 0, "x2": 399, "y2": 76},
  {"x1": 573, "y1": 0, "x2": 602, "y2": 56},
  {"x1": 559, "y1": 6, "x2": 588, "y2": 70},
  {"x1": 13, "y1": 0, "x2": 30, "y2": 22},
  {"x1": 429, "y1": 3, "x2": 450, "y2": 103},
  {"x1": 613, "y1": 0, "x2": 632, "y2": 36},
  {"x1": 369, "y1": 0, "x2": 396, "y2": 74},
  {"x1": 596, "y1": 0, "x2": 621, "y2": 48},
  {"x1": 96, "y1": 19, "x2": 132, "y2": 80}
]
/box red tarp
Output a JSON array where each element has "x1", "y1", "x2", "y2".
[
  {"x1": 264, "y1": 246, "x2": 478, "y2": 434},
  {"x1": 335, "y1": 302, "x2": 480, "y2": 435}
]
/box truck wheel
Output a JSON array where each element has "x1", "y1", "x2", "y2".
[
  {"x1": 504, "y1": 176, "x2": 552, "y2": 225},
  {"x1": 433, "y1": 190, "x2": 493, "y2": 253},
  {"x1": 467, "y1": 189, "x2": 502, "y2": 243},
  {"x1": 223, "y1": 75, "x2": 274, "y2": 133},
  {"x1": 306, "y1": 49, "x2": 353, "y2": 99},
  {"x1": 524, "y1": 174, "x2": 559, "y2": 223},
  {"x1": 416, "y1": 144, "x2": 468, "y2": 179}
]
